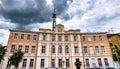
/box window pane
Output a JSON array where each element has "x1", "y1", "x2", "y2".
[
  {"x1": 22, "y1": 59, "x2": 27, "y2": 67},
  {"x1": 52, "y1": 36, "x2": 55, "y2": 41},
  {"x1": 104, "y1": 58, "x2": 109, "y2": 66},
  {"x1": 74, "y1": 35, "x2": 77, "y2": 41},
  {"x1": 101, "y1": 46, "x2": 105, "y2": 54},
  {"x1": 86, "y1": 59, "x2": 89, "y2": 66},
  {"x1": 90, "y1": 46, "x2": 94, "y2": 55},
  {"x1": 25, "y1": 46, "x2": 29, "y2": 53},
  {"x1": 66, "y1": 59, "x2": 69, "y2": 67},
  {"x1": 27, "y1": 34, "x2": 30, "y2": 40},
  {"x1": 84, "y1": 46, "x2": 87, "y2": 54},
  {"x1": 30, "y1": 59, "x2": 34, "y2": 67},
  {"x1": 65, "y1": 36, "x2": 68, "y2": 41},
  {"x1": 58, "y1": 36, "x2": 62, "y2": 41},
  {"x1": 59, "y1": 59, "x2": 62, "y2": 67},
  {"x1": 91, "y1": 58, "x2": 96, "y2": 67},
  {"x1": 82, "y1": 36, "x2": 85, "y2": 41},
  {"x1": 52, "y1": 46, "x2": 55, "y2": 54},
  {"x1": 95, "y1": 46, "x2": 99, "y2": 54},
  {"x1": 18, "y1": 45, "x2": 22, "y2": 51},
  {"x1": 65, "y1": 46, "x2": 69, "y2": 54},
  {"x1": 33, "y1": 35, "x2": 37, "y2": 40},
  {"x1": 51, "y1": 59, "x2": 55, "y2": 67},
  {"x1": 88, "y1": 36, "x2": 91, "y2": 41},
  {"x1": 74, "y1": 46, "x2": 78, "y2": 53},
  {"x1": 93, "y1": 36, "x2": 96, "y2": 41},
  {"x1": 21, "y1": 34, "x2": 24, "y2": 39},
  {"x1": 42, "y1": 46, "x2": 45, "y2": 53},
  {"x1": 31, "y1": 46, "x2": 35, "y2": 53},
  {"x1": 41, "y1": 59, "x2": 45, "y2": 67},
  {"x1": 10, "y1": 45, "x2": 15, "y2": 53},
  {"x1": 99, "y1": 35, "x2": 102, "y2": 41},
  {"x1": 98, "y1": 58, "x2": 102, "y2": 67},
  {"x1": 58, "y1": 46, "x2": 62, "y2": 53},
  {"x1": 43, "y1": 35, "x2": 46, "y2": 41},
  {"x1": 14, "y1": 33, "x2": 18, "y2": 39}
]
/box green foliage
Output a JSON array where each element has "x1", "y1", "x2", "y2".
[
  {"x1": 113, "y1": 45, "x2": 120, "y2": 61},
  {"x1": 0, "y1": 44, "x2": 6, "y2": 63},
  {"x1": 9, "y1": 50, "x2": 24, "y2": 69}
]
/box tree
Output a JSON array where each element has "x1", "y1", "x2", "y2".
[
  {"x1": 9, "y1": 50, "x2": 24, "y2": 69},
  {"x1": 0, "y1": 44, "x2": 6, "y2": 63},
  {"x1": 113, "y1": 45, "x2": 120, "y2": 61}
]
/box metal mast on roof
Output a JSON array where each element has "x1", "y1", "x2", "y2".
[{"x1": 52, "y1": 7, "x2": 56, "y2": 31}]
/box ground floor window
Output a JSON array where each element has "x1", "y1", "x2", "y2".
[
  {"x1": 66, "y1": 59, "x2": 70, "y2": 67},
  {"x1": 104, "y1": 58, "x2": 109, "y2": 66},
  {"x1": 41, "y1": 59, "x2": 45, "y2": 67},
  {"x1": 51, "y1": 59, "x2": 55, "y2": 67},
  {"x1": 59, "y1": 59, "x2": 62, "y2": 67},
  {"x1": 22, "y1": 59, "x2": 27, "y2": 68}
]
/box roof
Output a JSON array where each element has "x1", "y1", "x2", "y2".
[{"x1": 9, "y1": 29, "x2": 39, "y2": 33}]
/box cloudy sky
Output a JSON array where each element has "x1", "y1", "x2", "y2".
[{"x1": 0, "y1": 0, "x2": 120, "y2": 45}]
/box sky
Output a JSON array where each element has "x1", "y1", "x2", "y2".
[{"x1": 0, "y1": 0, "x2": 120, "y2": 45}]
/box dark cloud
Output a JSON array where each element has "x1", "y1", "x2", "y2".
[{"x1": 0, "y1": 0, "x2": 73, "y2": 30}]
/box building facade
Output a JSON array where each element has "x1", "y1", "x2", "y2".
[
  {"x1": 1, "y1": 9, "x2": 114, "y2": 69},
  {"x1": 1, "y1": 24, "x2": 114, "y2": 69}
]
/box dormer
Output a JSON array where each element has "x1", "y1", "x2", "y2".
[{"x1": 55, "y1": 24, "x2": 64, "y2": 33}]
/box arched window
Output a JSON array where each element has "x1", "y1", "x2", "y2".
[
  {"x1": 58, "y1": 46, "x2": 62, "y2": 53},
  {"x1": 65, "y1": 46, "x2": 69, "y2": 53},
  {"x1": 52, "y1": 46, "x2": 55, "y2": 53}
]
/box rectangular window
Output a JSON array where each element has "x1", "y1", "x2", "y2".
[
  {"x1": 43, "y1": 35, "x2": 46, "y2": 41},
  {"x1": 58, "y1": 36, "x2": 62, "y2": 41},
  {"x1": 21, "y1": 34, "x2": 24, "y2": 39},
  {"x1": 74, "y1": 46, "x2": 78, "y2": 54},
  {"x1": 42, "y1": 46, "x2": 45, "y2": 53},
  {"x1": 10, "y1": 45, "x2": 15, "y2": 53},
  {"x1": 22, "y1": 59, "x2": 27, "y2": 67},
  {"x1": 74, "y1": 35, "x2": 77, "y2": 41},
  {"x1": 90, "y1": 46, "x2": 94, "y2": 55},
  {"x1": 66, "y1": 59, "x2": 69, "y2": 67},
  {"x1": 98, "y1": 58, "x2": 102, "y2": 67},
  {"x1": 14, "y1": 33, "x2": 18, "y2": 39},
  {"x1": 59, "y1": 59, "x2": 62, "y2": 67},
  {"x1": 6, "y1": 59, "x2": 11, "y2": 68},
  {"x1": 41, "y1": 59, "x2": 44, "y2": 67},
  {"x1": 104, "y1": 58, "x2": 109, "y2": 66},
  {"x1": 65, "y1": 36, "x2": 68, "y2": 41},
  {"x1": 95, "y1": 46, "x2": 99, "y2": 54},
  {"x1": 84, "y1": 46, "x2": 87, "y2": 54},
  {"x1": 82, "y1": 36, "x2": 85, "y2": 41},
  {"x1": 58, "y1": 46, "x2": 62, "y2": 53},
  {"x1": 65, "y1": 46, "x2": 69, "y2": 54},
  {"x1": 33, "y1": 35, "x2": 37, "y2": 40},
  {"x1": 88, "y1": 36, "x2": 91, "y2": 41},
  {"x1": 25, "y1": 46, "x2": 29, "y2": 53},
  {"x1": 18, "y1": 45, "x2": 22, "y2": 51},
  {"x1": 27, "y1": 34, "x2": 30, "y2": 40},
  {"x1": 99, "y1": 35, "x2": 103, "y2": 41},
  {"x1": 86, "y1": 59, "x2": 89, "y2": 66},
  {"x1": 51, "y1": 59, "x2": 55, "y2": 67},
  {"x1": 52, "y1": 46, "x2": 55, "y2": 54},
  {"x1": 31, "y1": 46, "x2": 35, "y2": 53},
  {"x1": 91, "y1": 58, "x2": 96, "y2": 67},
  {"x1": 93, "y1": 36, "x2": 96, "y2": 41},
  {"x1": 101, "y1": 46, "x2": 105, "y2": 54},
  {"x1": 29, "y1": 59, "x2": 34, "y2": 67},
  {"x1": 52, "y1": 36, "x2": 55, "y2": 41}
]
